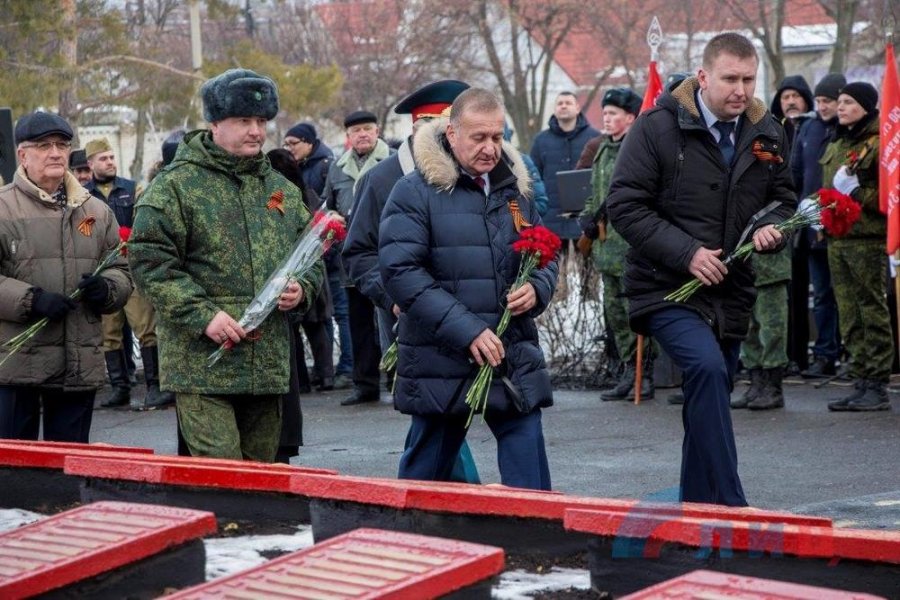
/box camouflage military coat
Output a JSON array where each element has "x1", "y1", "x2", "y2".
[
  {"x1": 582, "y1": 135, "x2": 627, "y2": 276},
  {"x1": 128, "y1": 130, "x2": 323, "y2": 395},
  {"x1": 820, "y1": 113, "x2": 883, "y2": 240}
]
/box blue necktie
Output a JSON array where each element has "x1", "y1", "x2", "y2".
[{"x1": 714, "y1": 120, "x2": 735, "y2": 165}]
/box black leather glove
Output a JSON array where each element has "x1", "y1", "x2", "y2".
[
  {"x1": 77, "y1": 274, "x2": 110, "y2": 310},
  {"x1": 31, "y1": 288, "x2": 77, "y2": 321}
]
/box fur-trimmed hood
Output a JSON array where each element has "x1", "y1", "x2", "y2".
[
  {"x1": 412, "y1": 117, "x2": 532, "y2": 198},
  {"x1": 668, "y1": 77, "x2": 769, "y2": 126}
]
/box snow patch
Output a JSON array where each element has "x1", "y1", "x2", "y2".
[
  {"x1": 204, "y1": 525, "x2": 314, "y2": 581},
  {"x1": 0, "y1": 508, "x2": 42, "y2": 532},
  {"x1": 493, "y1": 567, "x2": 591, "y2": 599}
]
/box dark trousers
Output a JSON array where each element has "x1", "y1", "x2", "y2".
[
  {"x1": 788, "y1": 243, "x2": 810, "y2": 370},
  {"x1": 0, "y1": 386, "x2": 96, "y2": 442},
  {"x1": 298, "y1": 320, "x2": 334, "y2": 383},
  {"x1": 376, "y1": 307, "x2": 397, "y2": 355},
  {"x1": 399, "y1": 409, "x2": 551, "y2": 490},
  {"x1": 347, "y1": 286, "x2": 381, "y2": 394},
  {"x1": 278, "y1": 326, "x2": 303, "y2": 463},
  {"x1": 327, "y1": 268, "x2": 353, "y2": 375},
  {"x1": 647, "y1": 308, "x2": 747, "y2": 506},
  {"x1": 808, "y1": 247, "x2": 840, "y2": 361}
]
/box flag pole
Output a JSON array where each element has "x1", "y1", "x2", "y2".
[{"x1": 634, "y1": 16, "x2": 663, "y2": 405}]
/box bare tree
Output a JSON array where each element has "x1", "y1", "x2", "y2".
[
  {"x1": 723, "y1": 0, "x2": 787, "y2": 83},
  {"x1": 818, "y1": 0, "x2": 861, "y2": 73}
]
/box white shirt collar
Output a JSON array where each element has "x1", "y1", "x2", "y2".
[{"x1": 696, "y1": 90, "x2": 739, "y2": 141}]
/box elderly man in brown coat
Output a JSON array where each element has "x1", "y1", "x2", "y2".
[{"x1": 0, "y1": 111, "x2": 132, "y2": 442}]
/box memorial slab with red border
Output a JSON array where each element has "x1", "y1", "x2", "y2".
[
  {"x1": 64, "y1": 453, "x2": 337, "y2": 493},
  {"x1": 565, "y1": 508, "x2": 900, "y2": 598},
  {"x1": 0, "y1": 501, "x2": 215, "y2": 599},
  {"x1": 0, "y1": 441, "x2": 155, "y2": 511},
  {"x1": 289, "y1": 473, "x2": 832, "y2": 558},
  {"x1": 619, "y1": 569, "x2": 886, "y2": 600},
  {"x1": 289, "y1": 472, "x2": 832, "y2": 525},
  {"x1": 166, "y1": 527, "x2": 504, "y2": 599}
]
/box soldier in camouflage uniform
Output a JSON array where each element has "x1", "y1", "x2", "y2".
[
  {"x1": 820, "y1": 83, "x2": 892, "y2": 412},
  {"x1": 128, "y1": 69, "x2": 324, "y2": 461},
  {"x1": 732, "y1": 248, "x2": 790, "y2": 410},
  {"x1": 579, "y1": 88, "x2": 652, "y2": 401}
]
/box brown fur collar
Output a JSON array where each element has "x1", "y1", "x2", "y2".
[{"x1": 413, "y1": 117, "x2": 532, "y2": 197}]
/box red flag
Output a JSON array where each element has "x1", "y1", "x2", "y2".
[
  {"x1": 640, "y1": 61, "x2": 663, "y2": 114},
  {"x1": 882, "y1": 43, "x2": 900, "y2": 255}
]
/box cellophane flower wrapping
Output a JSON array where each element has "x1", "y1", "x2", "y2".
[{"x1": 207, "y1": 212, "x2": 345, "y2": 366}]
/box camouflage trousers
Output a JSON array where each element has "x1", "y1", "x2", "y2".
[
  {"x1": 740, "y1": 282, "x2": 789, "y2": 369},
  {"x1": 829, "y1": 239, "x2": 894, "y2": 381},
  {"x1": 177, "y1": 393, "x2": 281, "y2": 462},
  {"x1": 602, "y1": 274, "x2": 656, "y2": 362}
]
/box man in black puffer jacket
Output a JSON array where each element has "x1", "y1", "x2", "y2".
[
  {"x1": 607, "y1": 33, "x2": 796, "y2": 506},
  {"x1": 380, "y1": 88, "x2": 558, "y2": 490}
]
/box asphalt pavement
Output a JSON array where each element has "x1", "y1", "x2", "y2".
[{"x1": 90, "y1": 377, "x2": 900, "y2": 530}]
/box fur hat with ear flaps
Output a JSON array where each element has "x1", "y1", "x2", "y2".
[{"x1": 201, "y1": 68, "x2": 279, "y2": 123}]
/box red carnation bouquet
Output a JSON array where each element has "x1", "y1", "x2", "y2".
[
  {"x1": 207, "y1": 211, "x2": 345, "y2": 366},
  {"x1": 465, "y1": 225, "x2": 560, "y2": 427},
  {"x1": 666, "y1": 188, "x2": 861, "y2": 303},
  {"x1": 817, "y1": 188, "x2": 861, "y2": 237}
]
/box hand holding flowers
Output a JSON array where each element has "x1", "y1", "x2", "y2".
[
  {"x1": 666, "y1": 188, "x2": 860, "y2": 302},
  {"x1": 0, "y1": 229, "x2": 129, "y2": 368},
  {"x1": 464, "y1": 225, "x2": 560, "y2": 427},
  {"x1": 207, "y1": 210, "x2": 345, "y2": 366}
]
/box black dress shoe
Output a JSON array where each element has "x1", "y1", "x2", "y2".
[
  {"x1": 667, "y1": 392, "x2": 684, "y2": 405},
  {"x1": 340, "y1": 390, "x2": 380, "y2": 406}
]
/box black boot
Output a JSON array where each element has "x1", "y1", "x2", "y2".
[
  {"x1": 846, "y1": 380, "x2": 891, "y2": 412},
  {"x1": 601, "y1": 363, "x2": 635, "y2": 401},
  {"x1": 101, "y1": 350, "x2": 131, "y2": 408},
  {"x1": 828, "y1": 379, "x2": 868, "y2": 412},
  {"x1": 600, "y1": 361, "x2": 654, "y2": 401},
  {"x1": 133, "y1": 346, "x2": 175, "y2": 411},
  {"x1": 748, "y1": 366, "x2": 785, "y2": 410},
  {"x1": 731, "y1": 368, "x2": 763, "y2": 409}
]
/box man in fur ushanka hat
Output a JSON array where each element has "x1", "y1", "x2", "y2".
[
  {"x1": 378, "y1": 88, "x2": 558, "y2": 490},
  {"x1": 128, "y1": 68, "x2": 324, "y2": 462}
]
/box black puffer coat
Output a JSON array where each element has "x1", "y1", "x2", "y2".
[
  {"x1": 607, "y1": 77, "x2": 797, "y2": 339},
  {"x1": 379, "y1": 120, "x2": 557, "y2": 417}
]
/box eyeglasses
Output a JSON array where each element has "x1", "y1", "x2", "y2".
[
  {"x1": 283, "y1": 139, "x2": 308, "y2": 148},
  {"x1": 21, "y1": 140, "x2": 72, "y2": 152}
]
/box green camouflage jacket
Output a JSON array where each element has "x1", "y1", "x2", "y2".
[
  {"x1": 582, "y1": 135, "x2": 627, "y2": 276},
  {"x1": 128, "y1": 130, "x2": 323, "y2": 394},
  {"x1": 749, "y1": 246, "x2": 791, "y2": 286},
  {"x1": 821, "y1": 113, "x2": 883, "y2": 240}
]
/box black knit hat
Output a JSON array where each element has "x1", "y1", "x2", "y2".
[
  {"x1": 813, "y1": 73, "x2": 846, "y2": 100},
  {"x1": 286, "y1": 122, "x2": 317, "y2": 143},
  {"x1": 201, "y1": 68, "x2": 279, "y2": 123},
  {"x1": 840, "y1": 82, "x2": 878, "y2": 114}
]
